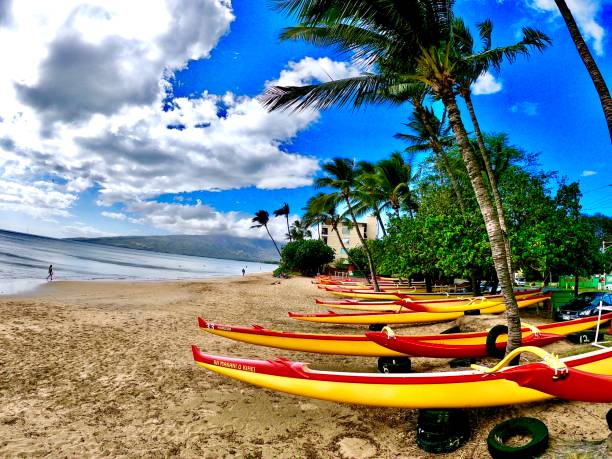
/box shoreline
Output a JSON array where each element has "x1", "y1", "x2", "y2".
[
  {"x1": 1, "y1": 275, "x2": 610, "y2": 458},
  {"x1": 0, "y1": 271, "x2": 269, "y2": 297}
]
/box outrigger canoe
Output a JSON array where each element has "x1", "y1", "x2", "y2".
[
  {"x1": 327, "y1": 289, "x2": 475, "y2": 300},
  {"x1": 192, "y1": 345, "x2": 612, "y2": 408},
  {"x1": 290, "y1": 294, "x2": 551, "y2": 325},
  {"x1": 322, "y1": 291, "x2": 542, "y2": 313},
  {"x1": 365, "y1": 313, "x2": 612, "y2": 358},
  {"x1": 198, "y1": 314, "x2": 610, "y2": 358}
]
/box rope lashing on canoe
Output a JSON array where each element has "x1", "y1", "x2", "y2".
[
  {"x1": 467, "y1": 296, "x2": 487, "y2": 304},
  {"x1": 381, "y1": 326, "x2": 396, "y2": 339},
  {"x1": 521, "y1": 322, "x2": 542, "y2": 337},
  {"x1": 471, "y1": 346, "x2": 569, "y2": 379}
]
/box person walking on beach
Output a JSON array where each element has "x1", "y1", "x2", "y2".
[
  {"x1": 242, "y1": 267, "x2": 246, "y2": 276},
  {"x1": 46, "y1": 264, "x2": 54, "y2": 281}
]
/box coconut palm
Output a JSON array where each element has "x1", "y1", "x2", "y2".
[
  {"x1": 553, "y1": 0, "x2": 612, "y2": 142},
  {"x1": 304, "y1": 192, "x2": 364, "y2": 272},
  {"x1": 352, "y1": 161, "x2": 388, "y2": 236},
  {"x1": 395, "y1": 106, "x2": 467, "y2": 213},
  {"x1": 315, "y1": 158, "x2": 380, "y2": 291},
  {"x1": 274, "y1": 203, "x2": 292, "y2": 242},
  {"x1": 263, "y1": 0, "x2": 550, "y2": 352},
  {"x1": 251, "y1": 210, "x2": 281, "y2": 257},
  {"x1": 288, "y1": 219, "x2": 312, "y2": 240}
]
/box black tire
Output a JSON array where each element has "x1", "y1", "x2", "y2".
[
  {"x1": 487, "y1": 417, "x2": 549, "y2": 459},
  {"x1": 441, "y1": 325, "x2": 461, "y2": 334},
  {"x1": 377, "y1": 357, "x2": 411, "y2": 374},
  {"x1": 417, "y1": 432, "x2": 468, "y2": 453},
  {"x1": 606, "y1": 408, "x2": 612, "y2": 431},
  {"x1": 464, "y1": 309, "x2": 481, "y2": 315},
  {"x1": 418, "y1": 409, "x2": 469, "y2": 433},
  {"x1": 449, "y1": 357, "x2": 475, "y2": 369},
  {"x1": 486, "y1": 325, "x2": 508, "y2": 359},
  {"x1": 369, "y1": 323, "x2": 386, "y2": 331}
]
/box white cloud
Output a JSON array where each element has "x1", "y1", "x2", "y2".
[
  {"x1": 581, "y1": 170, "x2": 598, "y2": 176},
  {"x1": 0, "y1": 1, "x2": 364, "y2": 235},
  {"x1": 510, "y1": 101, "x2": 539, "y2": 116},
  {"x1": 471, "y1": 71, "x2": 503, "y2": 95},
  {"x1": 528, "y1": 0, "x2": 606, "y2": 56},
  {"x1": 117, "y1": 200, "x2": 297, "y2": 239}
]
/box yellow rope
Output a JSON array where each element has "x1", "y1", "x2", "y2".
[{"x1": 471, "y1": 346, "x2": 567, "y2": 374}]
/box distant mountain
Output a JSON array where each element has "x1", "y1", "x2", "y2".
[{"x1": 68, "y1": 234, "x2": 281, "y2": 263}]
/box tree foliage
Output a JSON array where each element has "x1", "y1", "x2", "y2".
[{"x1": 279, "y1": 239, "x2": 335, "y2": 276}]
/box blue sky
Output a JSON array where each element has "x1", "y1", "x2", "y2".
[{"x1": 0, "y1": 0, "x2": 610, "y2": 239}]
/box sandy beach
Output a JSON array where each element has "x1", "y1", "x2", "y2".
[{"x1": 1, "y1": 274, "x2": 610, "y2": 458}]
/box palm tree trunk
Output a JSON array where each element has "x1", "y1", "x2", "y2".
[
  {"x1": 554, "y1": 0, "x2": 612, "y2": 142},
  {"x1": 463, "y1": 91, "x2": 514, "y2": 279},
  {"x1": 440, "y1": 89, "x2": 521, "y2": 353},
  {"x1": 414, "y1": 102, "x2": 467, "y2": 213},
  {"x1": 345, "y1": 195, "x2": 380, "y2": 292},
  {"x1": 265, "y1": 225, "x2": 282, "y2": 257},
  {"x1": 286, "y1": 215, "x2": 292, "y2": 242},
  {"x1": 375, "y1": 210, "x2": 387, "y2": 237}
]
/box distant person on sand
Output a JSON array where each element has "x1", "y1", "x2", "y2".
[
  {"x1": 46, "y1": 264, "x2": 53, "y2": 281},
  {"x1": 242, "y1": 267, "x2": 246, "y2": 276}
]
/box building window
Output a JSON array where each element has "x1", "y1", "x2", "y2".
[
  {"x1": 342, "y1": 226, "x2": 350, "y2": 235},
  {"x1": 341, "y1": 248, "x2": 348, "y2": 255},
  {"x1": 321, "y1": 227, "x2": 328, "y2": 235},
  {"x1": 342, "y1": 238, "x2": 349, "y2": 245},
  {"x1": 322, "y1": 236, "x2": 328, "y2": 244}
]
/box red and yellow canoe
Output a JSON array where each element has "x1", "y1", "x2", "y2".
[
  {"x1": 290, "y1": 293, "x2": 551, "y2": 325},
  {"x1": 365, "y1": 313, "x2": 612, "y2": 358},
  {"x1": 192, "y1": 345, "x2": 612, "y2": 408},
  {"x1": 322, "y1": 291, "x2": 542, "y2": 313},
  {"x1": 198, "y1": 314, "x2": 610, "y2": 358}
]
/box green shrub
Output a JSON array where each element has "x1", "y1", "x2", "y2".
[{"x1": 280, "y1": 239, "x2": 335, "y2": 276}]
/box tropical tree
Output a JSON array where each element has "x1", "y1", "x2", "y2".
[
  {"x1": 304, "y1": 192, "x2": 365, "y2": 272},
  {"x1": 251, "y1": 210, "x2": 281, "y2": 257},
  {"x1": 395, "y1": 107, "x2": 466, "y2": 213},
  {"x1": 274, "y1": 203, "x2": 292, "y2": 242},
  {"x1": 288, "y1": 219, "x2": 312, "y2": 240},
  {"x1": 553, "y1": 0, "x2": 612, "y2": 142},
  {"x1": 263, "y1": 0, "x2": 550, "y2": 352},
  {"x1": 315, "y1": 158, "x2": 381, "y2": 291},
  {"x1": 352, "y1": 160, "x2": 388, "y2": 236}
]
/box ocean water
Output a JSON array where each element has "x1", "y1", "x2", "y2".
[{"x1": 0, "y1": 230, "x2": 276, "y2": 295}]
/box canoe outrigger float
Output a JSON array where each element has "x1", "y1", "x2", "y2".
[
  {"x1": 192, "y1": 345, "x2": 612, "y2": 408},
  {"x1": 198, "y1": 314, "x2": 611, "y2": 358},
  {"x1": 290, "y1": 293, "x2": 551, "y2": 325}
]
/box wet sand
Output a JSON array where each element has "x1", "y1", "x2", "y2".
[{"x1": 0, "y1": 275, "x2": 610, "y2": 458}]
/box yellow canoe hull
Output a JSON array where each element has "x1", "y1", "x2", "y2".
[
  {"x1": 293, "y1": 299, "x2": 540, "y2": 324},
  {"x1": 202, "y1": 328, "x2": 405, "y2": 357},
  {"x1": 195, "y1": 348, "x2": 612, "y2": 408}
]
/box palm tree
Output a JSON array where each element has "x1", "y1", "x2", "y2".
[
  {"x1": 251, "y1": 210, "x2": 281, "y2": 257},
  {"x1": 263, "y1": 0, "x2": 550, "y2": 352},
  {"x1": 352, "y1": 161, "x2": 388, "y2": 236},
  {"x1": 395, "y1": 106, "x2": 466, "y2": 213},
  {"x1": 315, "y1": 158, "x2": 381, "y2": 291},
  {"x1": 273, "y1": 203, "x2": 292, "y2": 242},
  {"x1": 377, "y1": 152, "x2": 418, "y2": 218},
  {"x1": 288, "y1": 219, "x2": 312, "y2": 240},
  {"x1": 304, "y1": 192, "x2": 364, "y2": 272},
  {"x1": 553, "y1": 0, "x2": 612, "y2": 142}
]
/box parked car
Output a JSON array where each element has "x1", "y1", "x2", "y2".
[{"x1": 554, "y1": 291, "x2": 612, "y2": 321}]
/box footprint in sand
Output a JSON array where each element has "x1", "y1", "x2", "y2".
[{"x1": 338, "y1": 437, "x2": 377, "y2": 459}]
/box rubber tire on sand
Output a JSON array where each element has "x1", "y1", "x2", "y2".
[
  {"x1": 377, "y1": 357, "x2": 411, "y2": 374},
  {"x1": 487, "y1": 417, "x2": 549, "y2": 459},
  {"x1": 486, "y1": 325, "x2": 508, "y2": 359}
]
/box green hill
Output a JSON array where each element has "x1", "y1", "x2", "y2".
[{"x1": 68, "y1": 234, "x2": 280, "y2": 263}]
